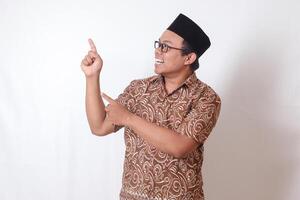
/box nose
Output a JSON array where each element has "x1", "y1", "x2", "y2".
[{"x1": 155, "y1": 47, "x2": 163, "y2": 57}]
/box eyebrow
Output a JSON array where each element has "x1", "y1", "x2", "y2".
[{"x1": 158, "y1": 39, "x2": 173, "y2": 44}]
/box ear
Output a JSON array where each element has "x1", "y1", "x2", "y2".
[{"x1": 184, "y1": 52, "x2": 197, "y2": 65}]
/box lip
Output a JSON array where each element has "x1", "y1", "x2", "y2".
[{"x1": 155, "y1": 58, "x2": 164, "y2": 64}]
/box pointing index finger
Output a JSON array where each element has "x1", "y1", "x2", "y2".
[
  {"x1": 101, "y1": 92, "x2": 115, "y2": 104},
  {"x1": 88, "y1": 38, "x2": 97, "y2": 52}
]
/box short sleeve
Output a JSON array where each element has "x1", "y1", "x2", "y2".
[
  {"x1": 177, "y1": 88, "x2": 221, "y2": 144},
  {"x1": 113, "y1": 79, "x2": 141, "y2": 132},
  {"x1": 115, "y1": 79, "x2": 141, "y2": 112}
]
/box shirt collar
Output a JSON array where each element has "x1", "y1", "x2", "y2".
[
  {"x1": 154, "y1": 72, "x2": 198, "y2": 89},
  {"x1": 183, "y1": 72, "x2": 198, "y2": 88}
]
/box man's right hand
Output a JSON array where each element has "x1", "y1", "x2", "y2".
[{"x1": 80, "y1": 38, "x2": 103, "y2": 78}]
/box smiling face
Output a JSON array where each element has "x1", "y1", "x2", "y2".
[{"x1": 154, "y1": 30, "x2": 192, "y2": 76}]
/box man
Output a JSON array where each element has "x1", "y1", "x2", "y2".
[{"x1": 81, "y1": 13, "x2": 221, "y2": 200}]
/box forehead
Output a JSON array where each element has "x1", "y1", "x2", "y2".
[{"x1": 159, "y1": 30, "x2": 184, "y2": 45}]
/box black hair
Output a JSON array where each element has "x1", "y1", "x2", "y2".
[{"x1": 181, "y1": 40, "x2": 199, "y2": 71}]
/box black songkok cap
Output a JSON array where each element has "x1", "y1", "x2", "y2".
[{"x1": 167, "y1": 13, "x2": 211, "y2": 59}]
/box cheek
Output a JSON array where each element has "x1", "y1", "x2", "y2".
[
  {"x1": 165, "y1": 52, "x2": 182, "y2": 62},
  {"x1": 165, "y1": 54, "x2": 185, "y2": 66}
]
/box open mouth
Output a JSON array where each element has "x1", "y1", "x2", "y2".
[{"x1": 155, "y1": 58, "x2": 164, "y2": 64}]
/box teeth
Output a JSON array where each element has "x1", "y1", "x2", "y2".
[{"x1": 155, "y1": 58, "x2": 164, "y2": 64}]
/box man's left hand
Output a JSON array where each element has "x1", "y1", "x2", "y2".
[{"x1": 101, "y1": 92, "x2": 132, "y2": 126}]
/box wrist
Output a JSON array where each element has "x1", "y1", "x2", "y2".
[
  {"x1": 124, "y1": 112, "x2": 135, "y2": 128},
  {"x1": 86, "y1": 75, "x2": 100, "y2": 82}
]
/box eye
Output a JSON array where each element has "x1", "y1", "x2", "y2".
[{"x1": 161, "y1": 43, "x2": 168, "y2": 51}]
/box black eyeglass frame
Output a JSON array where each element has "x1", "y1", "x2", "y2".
[{"x1": 154, "y1": 41, "x2": 186, "y2": 53}]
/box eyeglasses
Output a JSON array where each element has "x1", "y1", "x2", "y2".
[{"x1": 154, "y1": 41, "x2": 185, "y2": 53}]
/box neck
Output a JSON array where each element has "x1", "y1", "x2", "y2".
[{"x1": 163, "y1": 69, "x2": 194, "y2": 94}]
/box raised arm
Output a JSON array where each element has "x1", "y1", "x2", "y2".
[{"x1": 80, "y1": 38, "x2": 116, "y2": 136}]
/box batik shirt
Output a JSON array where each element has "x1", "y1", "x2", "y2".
[{"x1": 115, "y1": 72, "x2": 221, "y2": 200}]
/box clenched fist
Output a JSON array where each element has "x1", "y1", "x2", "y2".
[{"x1": 80, "y1": 38, "x2": 103, "y2": 78}]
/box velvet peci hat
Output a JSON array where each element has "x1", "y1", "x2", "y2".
[{"x1": 167, "y1": 13, "x2": 211, "y2": 67}]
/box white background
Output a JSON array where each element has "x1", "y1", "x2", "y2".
[{"x1": 0, "y1": 0, "x2": 299, "y2": 199}]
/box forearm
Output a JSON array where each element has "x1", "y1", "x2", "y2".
[
  {"x1": 126, "y1": 114, "x2": 196, "y2": 158},
  {"x1": 85, "y1": 76, "x2": 106, "y2": 132}
]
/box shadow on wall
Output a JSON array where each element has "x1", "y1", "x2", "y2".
[{"x1": 204, "y1": 35, "x2": 299, "y2": 200}]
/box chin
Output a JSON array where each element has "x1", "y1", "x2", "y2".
[
  {"x1": 154, "y1": 64, "x2": 160, "y2": 74},
  {"x1": 154, "y1": 64, "x2": 165, "y2": 75}
]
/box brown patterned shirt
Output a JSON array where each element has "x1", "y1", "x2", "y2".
[{"x1": 115, "y1": 72, "x2": 221, "y2": 200}]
